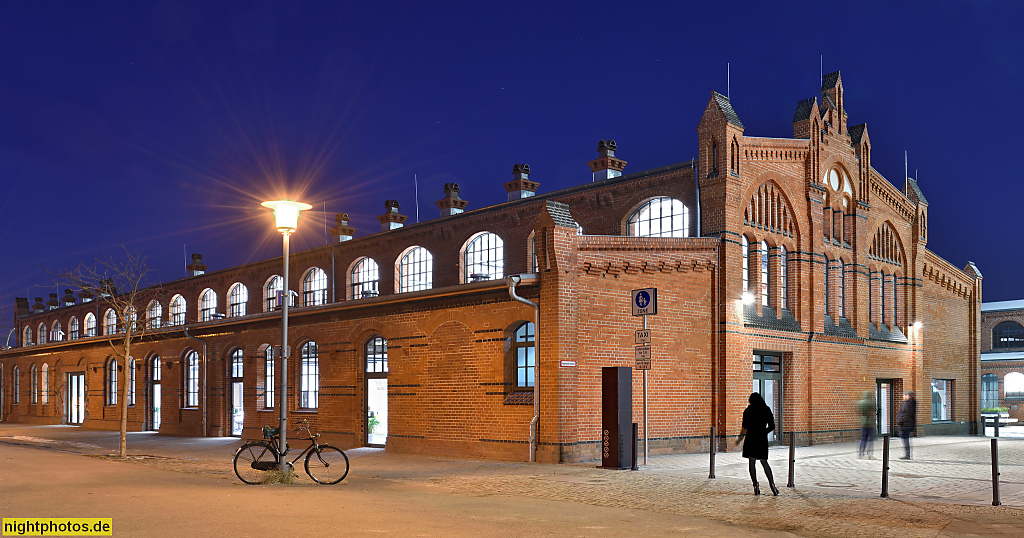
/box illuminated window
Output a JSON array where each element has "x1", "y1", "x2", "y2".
[
  {"x1": 264, "y1": 346, "x2": 274, "y2": 409},
  {"x1": 302, "y1": 268, "x2": 328, "y2": 306},
  {"x1": 51, "y1": 321, "x2": 63, "y2": 342},
  {"x1": 993, "y1": 321, "x2": 1024, "y2": 349},
  {"x1": 982, "y1": 374, "x2": 999, "y2": 409},
  {"x1": 741, "y1": 236, "x2": 749, "y2": 294},
  {"x1": 104, "y1": 309, "x2": 117, "y2": 335},
  {"x1": 351, "y1": 257, "x2": 380, "y2": 299},
  {"x1": 84, "y1": 313, "x2": 97, "y2": 337},
  {"x1": 147, "y1": 301, "x2": 162, "y2": 329},
  {"x1": 37, "y1": 323, "x2": 47, "y2": 345},
  {"x1": 30, "y1": 364, "x2": 38, "y2": 403},
  {"x1": 931, "y1": 379, "x2": 952, "y2": 421},
  {"x1": 760, "y1": 241, "x2": 769, "y2": 306},
  {"x1": 199, "y1": 289, "x2": 217, "y2": 321},
  {"x1": 23, "y1": 326, "x2": 32, "y2": 346},
  {"x1": 300, "y1": 341, "x2": 319, "y2": 409},
  {"x1": 779, "y1": 246, "x2": 788, "y2": 310},
  {"x1": 627, "y1": 197, "x2": 689, "y2": 237},
  {"x1": 464, "y1": 232, "x2": 504, "y2": 282},
  {"x1": 41, "y1": 363, "x2": 49, "y2": 404},
  {"x1": 366, "y1": 336, "x2": 387, "y2": 373},
  {"x1": 107, "y1": 358, "x2": 118, "y2": 405},
  {"x1": 169, "y1": 295, "x2": 186, "y2": 326},
  {"x1": 514, "y1": 322, "x2": 535, "y2": 390},
  {"x1": 126, "y1": 306, "x2": 137, "y2": 332},
  {"x1": 265, "y1": 275, "x2": 284, "y2": 311},
  {"x1": 12, "y1": 366, "x2": 19, "y2": 404},
  {"x1": 231, "y1": 348, "x2": 243, "y2": 378},
  {"x1": 229, "y1": 283, "x2": 248, "y2": 317},
  {"x1": 69, "y1": 317, "x2": 80, "y2": 340},
  {"x1": 128, "y1": 357, "x2": 135, "y2": 406},
  {"x1": 398, "y1": 246, "x2": 433, "y2": 293},
  {"x1": 184, "y1": 351, "x2": 199, "y2": 407}
]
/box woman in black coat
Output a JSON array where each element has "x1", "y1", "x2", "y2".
[{"x1": 735, "y1": 392, "x2": 779, "y2": 495}]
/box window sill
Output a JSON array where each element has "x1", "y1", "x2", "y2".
[{"x1": 294, "y1": 409, "x2": 319, "y2": 413}]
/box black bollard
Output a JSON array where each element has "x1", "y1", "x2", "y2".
[
  {"x1": 709, "y1": 426, "x2": 716, "y2": 479},
  {"x1": 992, "y1": 438, "x2": 1001, "y2": 506},
  {"x1": 995, "y1": 415, "x2": 1000, "y2": 438},
  {"x1": 631, "y1": 422, "x2": 639, "y2": 471},
  {"x1": 881, "y1": 435, "x2": 890, "y2": 498},
  {"x1": 787, "y1": 431, "x2": 795, "y2": 488}
]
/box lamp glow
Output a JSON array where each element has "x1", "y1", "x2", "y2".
[
  {"x1": 913, "y1": 321, "x2": 922, "y2": 330},
  {"x1": 262, "y1": 200, "x2": 312, "y2": 233},
  {"x1": 741, "y1": 292, "x2": 755, "y2": 305}
]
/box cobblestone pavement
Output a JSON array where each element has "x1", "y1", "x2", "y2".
[{"x1": 3, "y1": 424, "x2": 1024, "y2": 537}]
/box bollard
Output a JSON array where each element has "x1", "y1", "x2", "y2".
[
  {"x1": 995, "y1": 415, "x2": 1000, "y2": 438},
  {"x1": 709, "y1": 426, "x2": 716, "y2": 479},
  {"x1": 992, "y1": 438, "x2": 1001, "y2": 506},
  {"x1": 787, "y1": 431, "x2": 796, "y2": 488},
  {"x1": 631, "y1": 422, "x2": 639, "y2": 471},
  {"x1": 881, "y1": 435, "x2": 890, "y2": 498}
]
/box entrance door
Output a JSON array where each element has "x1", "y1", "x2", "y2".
[
  {"x1": 753, "y1": 353, "x2": 782, "y2": 443},
  {"x1": 231, "y1": 382, "x2": 244, "y2": 436},
  {"x1": 67, "y1": 373, "x2": 85, "y2": 425},
  {"x1": 365, "y1": 336, "x2": 388, "y2": 447},
  {"x1": 877, "y1": 380, "x2": 893, "y2": 436},
  {"x1": 149, "y1": 358, "x2": 161, "y2": 431}
]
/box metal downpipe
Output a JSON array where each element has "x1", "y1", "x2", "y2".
[{"x1": 507, "y1": 274, "x2": 539, "y2": 463}]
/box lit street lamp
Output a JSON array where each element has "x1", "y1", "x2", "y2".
[{"x1": 262, "y1": 199, "x2": 311, "y2": 470}]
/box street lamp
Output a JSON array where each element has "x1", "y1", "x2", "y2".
[{"x1": 262, "y1": 199, "x2": 311, "y2": 470}]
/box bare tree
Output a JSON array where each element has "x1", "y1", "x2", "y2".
[{"x1": 52, "y1": 246, "x2": 158, "y2": 458}]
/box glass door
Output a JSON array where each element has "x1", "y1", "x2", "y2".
[
  {"x1": 67, "y1": 373, "x2": 85, "y2": 425},
  {"x1": 877, "y1": 380, "x2": 893, "y2": 435},
  {"x1": 753, "y1": 353, "x2": 782, "y2": 443}
]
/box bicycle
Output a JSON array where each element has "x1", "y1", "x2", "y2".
[{"x1": 232, "y1": 419, "x2": 350, "y2": 485}]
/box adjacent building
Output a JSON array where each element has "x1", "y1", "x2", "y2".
[{"x1": 981, "y1": 300, "x2": 1024, "y2": 420}]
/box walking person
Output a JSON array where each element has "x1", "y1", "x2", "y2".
[
  {"x1": 735, "y1": 392, "x2": 779, "y2": 495},
  {"x1": 896, "y1": 390, "x2": 917, "y2": 459},
  {"x1": 857, "y1": 391, "x2": 876, "y2": 459}
]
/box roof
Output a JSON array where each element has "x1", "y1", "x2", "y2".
[
  {"x1": 545, "y1": 200, "x2": 578, "y2": 228},
  {"x1": 981, "y1": 350, "x2": 1024, "y2": 362},
  {"x1": 904, "y1": 178, "x2": 929, "y2": 205},
  {"x1": 793, "y1": 97, "x2": 816, "y2": 122},
  {"x1": 712, "y1": 91, "x2": 744, "y2": 128},
  {"x1": 848, "y1": 123, "x2": 866, "y2": 144},
  {"x1": 982, "y1": 299, "x2": 1024, "y2": 312},
  {"x1": 821, "y1": 71, "x2": 841, "y2": 91}
]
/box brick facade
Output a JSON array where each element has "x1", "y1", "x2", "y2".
[{"x1": 979, "y1": 300, "x2": 1024, "y2": 422}]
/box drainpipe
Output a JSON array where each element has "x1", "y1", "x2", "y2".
[
  {"x1": 184, "y1": 326, "x2": 209, "y2": 437},
  {"x1": 507, "y1": 274, "x2": 539, "y2": 462}
]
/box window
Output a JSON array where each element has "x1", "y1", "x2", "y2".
[
  {"x1": 513, "y1": 322, "x2": 535, "y2": 390},
  {"x1": 69, "y1": 317, "x2": 80, "y2": 340},
  {"x1": 838, "y1": 260, "x2": 846, "y2": 318},
  {"x1": 200, "y1": 289, "x2": 217, "y2": 321},
  {"x1": 779, "y1": 246, "x2": 788, "y2": 310},
  {"x1": 265, "y1": 276, "x2": 283, "y2": 311},
  {"x1": 151, "y1": 355, "x2": 161, "y2": 381},
  {"x1": 184, "y1": 351, "x2": 199, "y2": 407},
  {"x1": 229, "y1": 283, "x2": 248, "y2": 317},
  {"x1": 264, "y1": 346, "x2": 274, "y2": 409},
  {"x1": 126, "y1": 306, "x2": 137, "y2": 332},
  {"x1": 760, "y1": 241, "x2": 769, "y2": 307},
  {"x1": 169, "y1": 295, "x2": 186, "y2": 326},
  {"x1": 23, "y1": 326, "x2": 32, "y2": 346},
  {"x1": 823, "y1": 258, "x2": 830, "y2": 316},
  {"x1": 84, "y1": 313, "x2": 97, "y2": 337},
  {"x1": 128, "y1": 357, "x2": 135, "y2": 406},
  {"x1": 741, "y1": 236, "x2": 749, "y2": 294},
  {"x1": 993, "y1": 321, "x2": 1024, "y2": 349},
  {"x1": 302, "y1": 268, "x2": 328, "y2": 306},
  {"x1": 41, "y1": 363, "x2": 49, "y2": 404},
  {"x1": 104, "y1": 309, "x2": 117, "y2": 335},
  {"x1": 366, "y1": 336, "x2": 387, "y2": 373},
  {"x1": 398, "y1": 246, "x2": 433, "y2": 293},
  {"x1": 464, "y1": 232, "x2": 504, "y2": 282},
  {"x1": 38, "y1": 323, "x2": 47, "y2": 345},
  {"x1": 299, "y1": 341, "x2": 319, "y2": 409},
  {"x1": 982, "y1": 374, "x2": 999, "y2": 409},
  {"x1": 627, "y1": 197, "x2": 689, "y2": 237},
  {"x1": 107, "y1": 359, "x2": 118, "y2": 405},
  {"x1": 868, "y1": 272, "x2": 875, "y2": 325},
  {"x1": 931, "y1": 379, "x2": 952, "y2": 421},
  {"x1": 30, "y1": 364, "x2": 38, "y2": 403},
  {"x1": 1005, "y1": 372, "x2": 1024, "y2": 398},
  {"x1": 12, "y1": 366, "x2": 19, "y2": 404},
  {"x1": 351, "y1": 257, "x2": 380, "y2": 299},
  {"x1": 231, "y1": 348, "x2": 243, "y2": 378},
  {"x1": 880, "y1": 271, "x2": 887, "y2": 326},
  {"x1": 893, "y1": 278, "x2": 900, "y2": 328},
  {"x1": 148, "y1": 301, "x2": 162, "y2": 329},
  {"x1": 51, "y1": 321, "x2": 63, "y2": 342},
  {"x1": 528, "y1": 232, "x2": 538, "y2": 273}
]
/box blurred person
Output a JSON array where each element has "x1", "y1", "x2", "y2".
[
  {"x1": 896, "y1": 390, "x2": 917, "y2": 460},
  {"x1": 857, "y1": 390, "x2": 876, "y2": 459},
  {"x1": 735, "y1": 392, "x2": 779, "y2": 495}
]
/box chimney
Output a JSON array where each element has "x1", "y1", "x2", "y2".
[
  {"x1": 503, "y1": 164, "x2": 539, "y2": 201},
  {"x1": 47, "y1": 293, "x2": 59, "y2": 310},
  {"x1": 377, "y1": 200, "x2": 408, "y2": 232},
  {"x1": 78, "y1": 288, "x2": 95, "y2": 303},
  {"x1": 15, "y1": 297, "x2": 30, "y2": 317},
  {"x1": 187, "y1": 253, "x2": 207, "y2": 276},
  {"x1": 328, "y1": 213, "x2": 356, "y2": 242},
  {"x1": 436, "y1": 183, "x2": 469, "y2": 217},
  {"x1": 587, "y1": 140, "x2": 627, "y2": 182},
  {"x1": 62, "y1": 289, "x2": 76, "y2": 307},
  {"x1": 32, "y1": 297, "x2": 45, "y2": 313}
]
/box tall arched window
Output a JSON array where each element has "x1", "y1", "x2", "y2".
[
  {"x1": 128, "y1": 357, "x2": 135, "y2": 406},
  {"x1": 148, "y1": 300, "x2": 162, "y2": 329},
  {"x1": 169, "y1": 295, "x2": 186, "y2": 326},
  {"x1": 104, "y1": 309, "x2": 117, "y2": 335},
  {"x1": 84, "y1": 313, "x2": 97, "y2": 337},
  {"x1": 52, "y1": 321, "x2": 63, "y2": 342},
  {"x1": 107, "y1": 358, "x2": 118, "y2": 405},
  {"x1": 265, "y1": 275, "x2": 286, "y2": 311},
  {"x1": 366, "y1": 336, "x2": 388, "y2": 373},
  {"x1": 779, "y1": 246, "x2": 788, "y2": 311},
  {"x1": 741, "y1": 236, "x2": 750, "y2": 294},
  {"x1": 1005, "y1": 372, "x2": 1024, "y2": 398},
  {"x1": 398, "y1": 246, "x2": 433, "y2": 293},
  {"x1": 229, "y1": 283, "x2": 248, "y2": 317},
  {"x1": 838, "y1": 260, "x2": 846, "y2": 318},
  {"x1": 993, "y1": 321, "x2": 1024, "y2": 349},
  {"x1": 41, "y1": 363, "x2": 49, "y2": 404},
  {"x1": 351, "y1": 258, "x2": 380, "y2": 299},
  {"x1": 464, "y1": 232, "x2": 504, "y2": 282},
  {"x1": 982, "y1": 373, "x2": 999, "y2": 409},
  {"x1": 823, "y1": 257, "x2": 831, "y2": 316},
  {"x1": 30, "y1": 364, "x2": 38, "y2": 403},
  {"x1": 12, "y1": 366, "x2": 20, "y2": 404},
  {"x1": 879, "y1": 271, "x2": 886, "y2": 325},
  {"x1": 38, "y1": 323, "x2": 47, "y2": 345},
  {"x1": 760, "y1": 240, "x2": 769, "y2": 306},
  {"x1": 69, "y1": 316, "x2": 80, "y2": 340},
  {"x1": 893, "y1": 277, "x2": 900, "y2": 328},
  {"x1": 231, "y1": 348, "x2": 244, "y2": 378},
  {"x1": 299, "y1": 341, "x2": 319, "y2": 409},
  {"x1": 514, "y1": 322, "x2": 536, "y2": 390},
  {"x1": 184, "y1": 351, "x2": 199, "y2": 407},
  {"x1": 302, "y1": 268, "x2": 328, "y2": 306},
  {"x1": 199, "y1": 289, "x2": 217, "y2": 321},
  {"x1": 23, "y1": 326, "x2": 32, "y2": 346},
  {"x1": 627, "y1": 197, "x2": 689, "y2": 237},
  {"x1": 126, "y1": 306, "x2": 137, "y2": 332},
  {"x1": 264, "y1": 345, "x2": 274, "y2": 409}
]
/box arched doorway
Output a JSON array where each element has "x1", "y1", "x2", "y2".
[{"x1": 365, "y1": 336, "x2": 388, "y2": 446}]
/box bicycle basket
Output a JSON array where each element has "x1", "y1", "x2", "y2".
[{"x1": 262, "y1": 425, "x2": 279, "y2": 439}]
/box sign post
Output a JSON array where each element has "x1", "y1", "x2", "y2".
[{"x1": 631, "y1": 288, "x2": 657, "y2": 465}]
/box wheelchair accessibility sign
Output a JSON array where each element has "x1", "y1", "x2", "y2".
[{"x1": 631, "y1": 288, "x2": 657, "y2": 316}]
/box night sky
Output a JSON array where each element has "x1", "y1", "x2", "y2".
[{"x1": 2, "y1": 2, "x2": 1022, "y2": 339}]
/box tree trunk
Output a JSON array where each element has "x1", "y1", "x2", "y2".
[{"x1": 119, "y1": 341, "x2": 131, "y2": 458}]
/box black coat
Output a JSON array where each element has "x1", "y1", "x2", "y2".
[
  {"x1": 897, "y1": 396, "x2": 917, "y2": 430},
  {"x1": 742, "y1": 403, "x2": 775, "y2": 460}
]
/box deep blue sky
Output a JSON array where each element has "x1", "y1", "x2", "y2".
[{"x1": 2, "y1": 1, "x2": 1022, "y2": 338}]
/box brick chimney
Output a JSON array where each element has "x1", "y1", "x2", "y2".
[
  {"x1": 32, "y1": 297, "x2": 45, "y2": 313},
  {"x1": 436, "y1": 183, "x2": 469, "y2": 217},
  {"x1": 62, "y1": 289, "x2": 76, "y2": 307},
  {"x1": 587, "y1": 140, "x2": 627, "y2": 182},
  {"x1": 47, "y1": 293, "x2": 59, "y2": 310},
  {"x1": 377, "y1": 200, "x2": 408, "y2": 232},
  {"x1": 78, "y1": 287, "x2": 95, "y2": 303},
  {"x1": 187, "y1": 253, "x2": 206, "y2": 276},
  {"x1": 503, "y1": 164, "x2": 539, "y2": 201},
  {"x1": 328, "y1": 213, "x2": 356, "y2": 242}
]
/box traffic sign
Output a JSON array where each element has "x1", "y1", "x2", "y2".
[
  {"x1": 631, "y1": 288, "x2": 657, "y2": 316},
  {"x1": 635, "y1": 358, "x2": 651, "y2": 370},
  {"x1": 635, "y1": 345, "x2": 651, "y2": 360},
  {"x1": 635, "y1": 329, "x2": 651, "y2": 345}
]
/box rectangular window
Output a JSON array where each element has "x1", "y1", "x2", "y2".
[
  {"x1": 264, "y1": 348, "x2": 275, "y2": 409},
  {"x1": 779, "y1": 247, "x2": 788, "y2": 310},
  {"x1": 931, "y1": 379, "x2": 952, "y2": 421}
]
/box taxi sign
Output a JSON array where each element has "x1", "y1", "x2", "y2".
[{"x1": 635, "y1": 329, "x2": 651, "y2": 344}]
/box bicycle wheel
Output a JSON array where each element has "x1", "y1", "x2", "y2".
[
  {"x1": 233, "y1": 441, "x2": 278, "y2": 484},
  {"x1": 305, "y1": 445, "x2": 349, "y2": 484}
]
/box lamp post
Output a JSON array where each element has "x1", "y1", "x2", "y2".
[{"x1": 262, "y1": 199, "x2": 311, "y2": 471}]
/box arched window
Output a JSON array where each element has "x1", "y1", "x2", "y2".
[
  {"x1": 299, "y1": 341, "x2": 319, "y2": 409},
  {"x1": 838, "y1": 260, "x2": 846, "y2": 318},
  {"x1": 38, "y1": 323, "x2": 47, "y2": 345},
  {"x1": 741, "y1": 236, "x2": 750, "y2": 294},
  {"x1": 169, "y1": 295, "x2": 186, "y2": 326},
  {"x1": 148, "y1": 300, "x2": 162, "y2": 329},
  {"x1": 366, "y1": 336, "x2": 387, "y2": 373},
  {"x1": 1005, "y1": 372, "x2": 1024, "y2": 399},
  {"x1": 627, "y1": 197, "x2": 689, "y2": 237},
  {"x1": 231, "y1": 348, "x2": 243, "y2": 378},
  {"x1": 128, "y1": 357, "x2": 135, "y2": 406},
  {"x1": 104, "y1": 309, "x2": 117, "y2": 335},
  {"x1": 12, "y1": 366, "x2": 20, "y2": 404},
  {"x1": 893, "y1": 277, "x2": 901, "y2": 328},
  {"x1": 264, "y1": 345, "x2": 274, "y2": 409},
  {"x1": 84, "y1": 313, "x2": 97, "y2": 337},
  {"x1": 779, "y1": 246, "x2": 788, "y2": 311},
  {"x1": 52, "y1": 321, "x2": 63, "y2": 342},
  {"x1": 30, "y1": 364, "x2": 38, "y2": 403},
  {"x1": 199, "y1": 289, "x2": 217, "y2": 321},
  {"x1": 229, "y1": 283, "x2": 248, "y2": 317},
  {"x1": 351, "y1": 258, "x2": 380, "y2": 299},
  {"x1": 23, "y1": 326, "x2": 32, "y2": 346},
  {"x1": 398, "y1": 246, "x2": 433, "y2": 293},
  {"x1": 302, "y1": 268, "x2": 328, "y2": 306},
  {"x1": 993, "y1": 321, "x2": 1024, "y2": 349},
  {"x1": 513, "y1": 322, "x2": 536, "y2": 390},
  {"x1": 760, "y1": 241, "x2": 769, "y2": 306},
  {"x1": 982, "y1": 373, "x2": 999, "y2": 409},
  {"x1": 264, "y1": 275, "x2": 286, "y2": 311},
  {"x1": 41, "y1": 363, "x2": 49, "y2": 404},
  {"x1": 823, "y1": 257, "x2": 831, "y2": 316},
  {"x1": 69, "y1": 317, "x2": 80, "y2": 340},
  {"x1": 880, "y1": 271, "x2": 887, "y2": 326},
  {"x1": 107, "y1": 358, "x2": 118, "y2": 405},
  {"x1": 126, "y1": 306, "x2": 137, "y2": 332},
  {"x1": 464, "y1": 232, "x2": 504, "y2": 282},
  {"x1": 184, "y1": 351, "x2": 199, "y2": 407}
]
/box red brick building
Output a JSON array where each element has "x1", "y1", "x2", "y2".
[
  {"x1": 980, "y1": 300, "x2": 1024, "y2": 421},
  {"x1": 0, "y1": 72, "x2": 982, "y2": 462}
]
